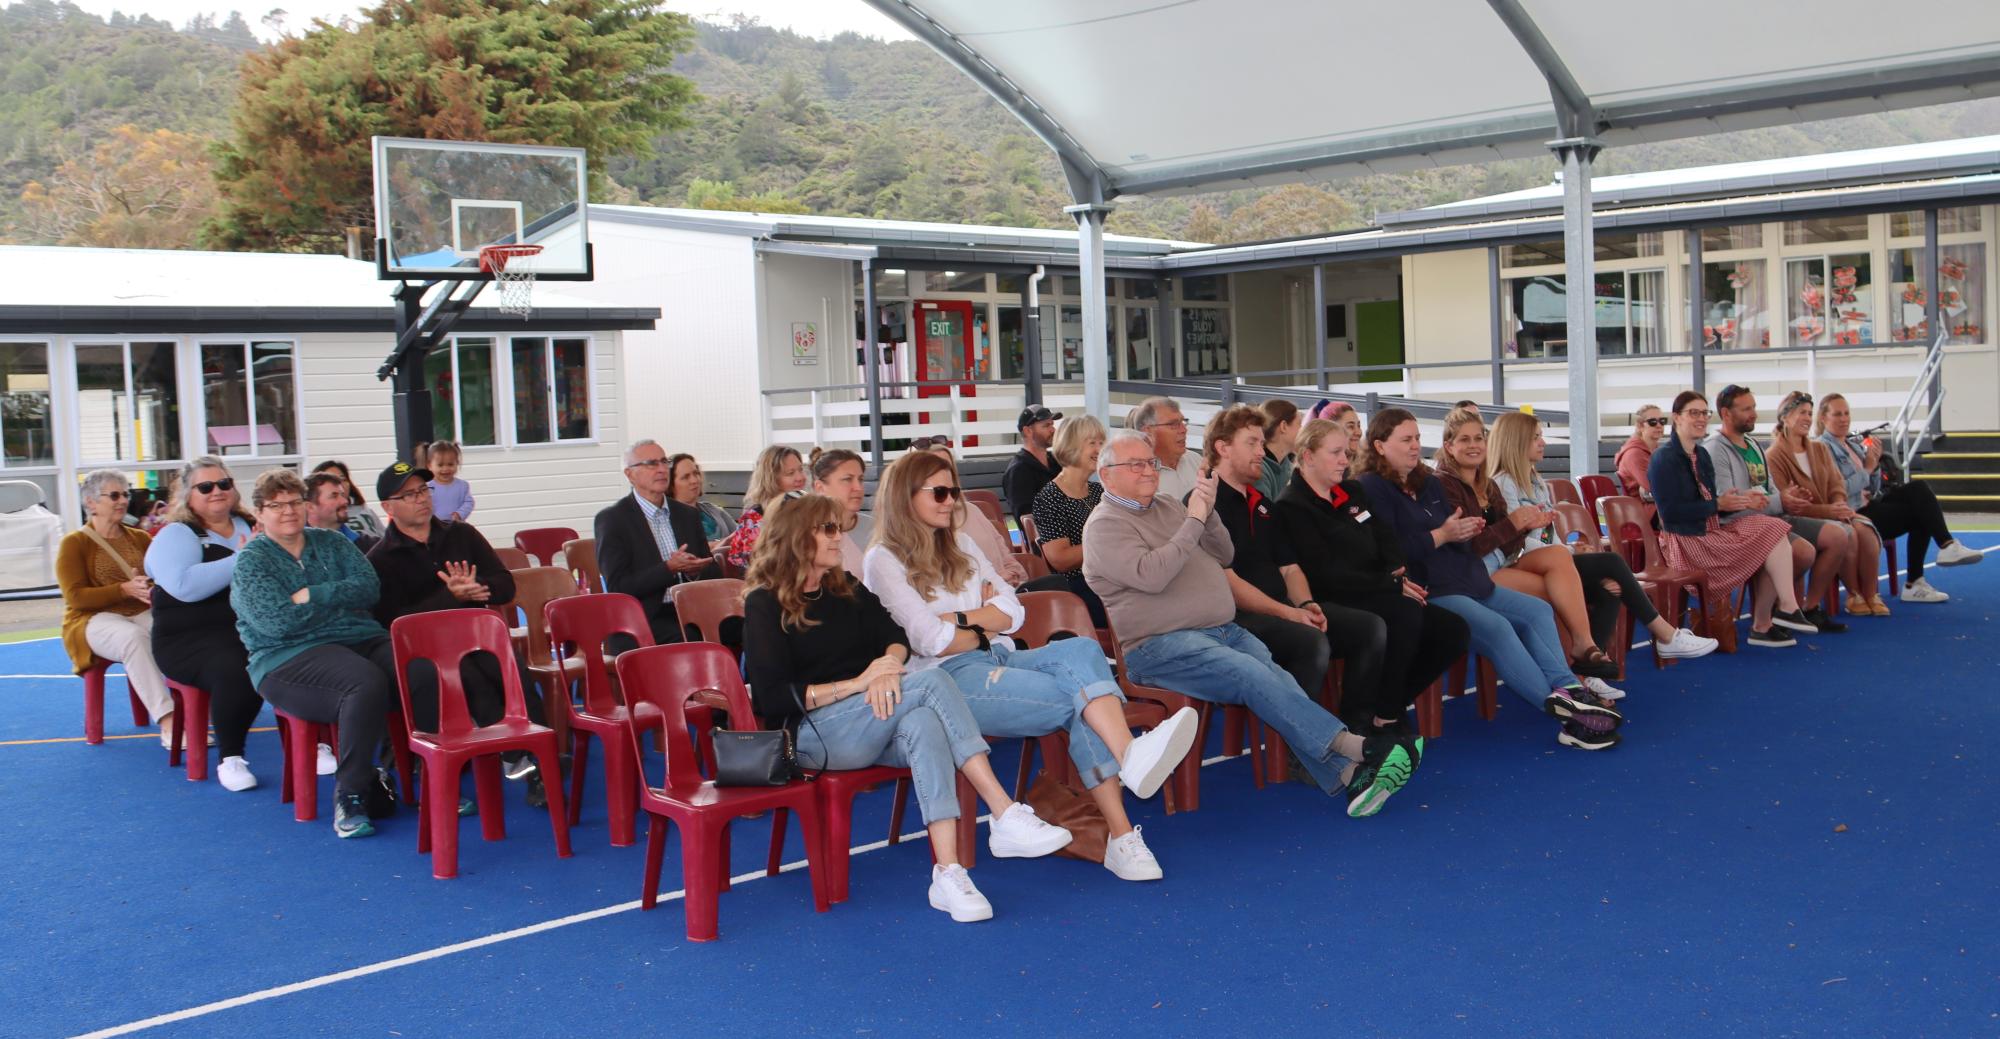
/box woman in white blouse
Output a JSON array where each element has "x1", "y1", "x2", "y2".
[{"x1": 861, "y1": 450, "x2": 1197, "y2": 882}]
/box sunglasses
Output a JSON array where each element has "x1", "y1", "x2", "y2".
[
  {"x1": 814, "y1": 521, "x2": 842, "y2": 537},
  {"x1": 101, "y1": 489, "x2": 131, "y2": 501},
  {"x1": 917, "y1": 485, "x2": 963, "y2": 503},
  {"x1": 193, "y1": 478, "x2": 235, "y2": 494},
  {"x1": 909, "y1": 436, "x2": 953, "y2": 450},
  {"x1": 1642, "y1": 417, "x2": 1670, "y2": 428}
]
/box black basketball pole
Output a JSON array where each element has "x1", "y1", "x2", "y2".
[{"x1": 390, "y1": 280, "x2": 436, "y2": 462}]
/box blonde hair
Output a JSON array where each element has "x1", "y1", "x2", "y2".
[
  {"x1": 741, "y1": 494, "x2": 853, "y2": 631},
  {"x1": 1813, "y1": 393, "x2": 1848, "y2": 437},
  {"x1": 163, "y1": 456, "x2": 254, "y2": 529},
  {"x1": 745, "y1": 445, "x2": 804, "y2": 513},
  {"x1": 1434, "y1": 406, "x2": 1493, "y2": 506},
  {"x1": 1772, "y1": 391, "x2": 1815, "y2": 448},
  {"x1": 872, "y1": 450, "x2": 972, "y2": 603},
  {"x1": 1486, "y1": 410, "x2": 1543, "y2": 498},
  {"x1": 1051, "y1": 414, "x2": 1107, "y2": 470}
]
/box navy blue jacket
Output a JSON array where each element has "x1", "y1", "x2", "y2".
[
  {"x1": 1358, "y1": 470, "x2": 1494, "y2": 599},
  {"x1": 1647, "y1": 433, "x2": 1721, "y2": 536}
]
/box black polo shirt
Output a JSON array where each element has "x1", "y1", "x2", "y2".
[
  {"x1": 1210, "y1": 477, "x2": 1295, "y2": 603},
  {"x1": 1002, "y1": 447, "x2": 1062, "y2": 518}
]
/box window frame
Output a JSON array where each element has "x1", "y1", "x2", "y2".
[
  {"x1": 0, "y1": 338, "x2": 58, "y2": 473},
  {"x1": 191, "y1": 337, "x2": 304, "y2": 460}
]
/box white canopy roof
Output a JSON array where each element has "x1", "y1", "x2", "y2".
[{"x1": 866, "y1": 0, "x2": 2000, "y2": 198}]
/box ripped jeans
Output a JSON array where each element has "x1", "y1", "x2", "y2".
[
  {"x1": 938, "y1": 636, "x2": 1126, "y2": 790},
  {"x1": 794, "y1": 669, "x2": 990, "y2": 825}
]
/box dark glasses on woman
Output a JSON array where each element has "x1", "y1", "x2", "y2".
[
  {"x1": 918, "y1": 485, "x2": 963, "y2": 503},
  {"x1": 814, "y1": 522, "x2": 842, "y2": 537},
  {"x1": 1642, "y1": 417, "x2": 1669, "y2": 428},
  {"x1": 193, "y1": 479, "x2": 235, "y2": 494}
]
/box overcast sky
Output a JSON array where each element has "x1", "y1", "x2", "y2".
[{"x1": 14, "y1": 0, "x2": 914, "y2": 41}]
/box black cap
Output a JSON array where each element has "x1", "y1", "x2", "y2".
[
  {"x1": 375, "y1": 460, "x2": 433, "y2": 501},
  {"x1": 1017, "y1": 406, "x2": 1062, "y2": 429}
]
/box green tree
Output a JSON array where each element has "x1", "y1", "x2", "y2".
[{"x1": 203, "y1": 0, "x2": 697, "y2": 253}]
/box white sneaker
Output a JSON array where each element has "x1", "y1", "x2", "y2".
[
  {"x1": 1581, "y1": 676, "x2": 1626, "y2": 702},
  {"x1": 1655, "y1": 627, "x2": 1719, "y2": 660},
  {"x1": 217, "y1": 755, "x2": 259, "y2": 792},
  {"x1": 315, "y1": 742, "x2": 337, "y2": 776},
  {"x1": 157, "y1": 713, "x2": 176, "y2": 750},
  {"x1": 1901, "y1": 578, "x2": 1950, "y2": 603},
  {"x1": 1119, "y1": 706, "x2": 1198, "y2": 800},
  {"x1": 927, "y1": 863, "x2": 993, "y2": 922},
  {"x1": 987, "y1": 801, "x2": 1073, "y2": 858},
  {"x1": 1103, "y1": 826, "x2": 1163, "y2": 881},
  {"x1": 1936, "y1": 540, "x2": 1984, "y2": 567}
]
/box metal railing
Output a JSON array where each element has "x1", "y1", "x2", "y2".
[{"x1": 1885, "y1": 331, "x2": 1948, "y2": 471}]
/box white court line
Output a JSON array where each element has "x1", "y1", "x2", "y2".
[{"x1": 0, "y1": 674, "x2": 94, "y2": 680}]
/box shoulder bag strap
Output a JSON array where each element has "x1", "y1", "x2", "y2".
[{"x1": 80, "y1": 524, "x2": 137, "y2": 580}]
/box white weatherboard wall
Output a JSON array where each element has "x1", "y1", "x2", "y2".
[
  {"x1": 586, "y1": 220, "x2": 762, "y2": 469},
  {"x1": 293, "y1": 330, "x2": 628, "y2": 544},
  {"x1": 757, "y1": 251, "x2": 859, "y2": 396}
]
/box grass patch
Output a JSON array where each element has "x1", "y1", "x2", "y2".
[{"x1": 0, "y1": 627, "x2": 58, "y2": 644}]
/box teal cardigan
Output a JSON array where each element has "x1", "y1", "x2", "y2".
[{"x1": 230, "y1": 527, "x2": 387, "y2": 686}]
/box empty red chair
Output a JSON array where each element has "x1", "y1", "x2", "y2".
[
  {"x1": 81, "y1": 661, "x2": 149, "y2": 745},
  {"x1": 514, "y1": 526, "x2": 580, "y2": 567},
  {"x1": 390, "y1": 609, "x2": 572, "y2": 879},
  {"x1": 494, "y1": 546, "x2": 532, "y2": 571},
  {"x1": 1549, "y1": 478, "x2": 1584, "y2": 507},
  {"x1": 1577, "y1": 474, "x2": 1617, "y2": 523},
  {"x1": 616, "y1": 642, "x2": 829, "y2": 942},
  {"x1": 562, "y1": 537, "x2": 601, "y2": 593},
  {"x1": 545, "y1": 593, "x2": 649, "y2": 847},
  {"x1": 164, "y1": 680, "x2": 212, "y2": 781}
]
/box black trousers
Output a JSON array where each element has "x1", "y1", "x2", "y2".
[
  {"x1": 257, "y1": 639, "x2": 397, "y2": 797},
  {"x1": 1573, "y1": 550, "x2": 1662, "y2": 651},
  {"x1": 1861, "y1": 480, "x2": 1954, "y2": 581},
  {"x1": 1324, "y1": 591, "x2": 1470, "y2": 726},
  {"x1": 1232, "y1": 610, "x2": 1330, "y2": 700},
  {"x1": 155, "y1": 637, "x2": 262, "y2": 759}
]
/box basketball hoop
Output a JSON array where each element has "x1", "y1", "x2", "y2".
[{"x1": 479, "y1": 244, "x2": 544, "y2": 319}]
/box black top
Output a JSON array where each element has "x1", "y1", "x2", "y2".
[
  {"x1": 1205, "y1": 477, "x2": 1295, "y2": 604},
  {"x1": 366, "y1": 518, "x2": 516, "y2": 628},
  {"x1": 149, "y1": 522, "x2": 241, "y2": 657},
  {"x1": 1002, "y1": 448, "x2": 1062, "y2": 519},
  {"x1": 743, "y1": 577, "x2": 909, "y2": 729},
  {"x1": 1647, "y1": 434, "x2": 1721, "y2": 537},
  {"x1": 1273, "y1": 471, "x2": 1406, "y2": 601},
  {"x1": 1030, "y1": 479, "x2": 1101, "y2": 577},
  {"x1": 594, "y1": 493, "x2": 716, "y2": 641},
  {"x1": 1358, "y1": 471, "x2": 1495, "y2": 599}
]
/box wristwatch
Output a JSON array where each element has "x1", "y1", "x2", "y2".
[{"x1": 954, "y1": 611, "x2": 969, "y2": 628}]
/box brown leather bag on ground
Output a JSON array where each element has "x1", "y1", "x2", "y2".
[{"x1": 1022, "y1": 771, "x2": 1108, "y2": 863}]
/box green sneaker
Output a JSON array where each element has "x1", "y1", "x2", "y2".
[
  {"x1": 334, "y1": 791, "x2": 376, "y2": 839},
  {"x1": 1344, "y1": 734, "x2": 1420, "y2": 819}
]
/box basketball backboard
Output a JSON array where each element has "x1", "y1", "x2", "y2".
[{"x1": 371, "y1": 137, "x2": 591, "y2": 280}]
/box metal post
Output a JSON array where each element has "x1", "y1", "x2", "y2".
[
  {"x1": 1924, "y1": 208, "x2": 1944, "y2": 439},
  {"x1": 1487, "y1": 247, "x2": 1505, "y2": 405},
  {"x1": 1066, "y1": 202, "x2": 1114, "y2": 420},
  {"x1": 1312, "y1": 264, "x2": 1329, "y2": 392},
  {"x1": 1553, "y1": 137, "x2": 1603, "y2": 479},
  {"x1": 862, "y1": 258, "x2": 884, "y2": 470},
  {"x1": 1023, "y1": 267, "x2": 1043, "y2": 406},
  {"x1": 390, "y1": 281, "x2": 434, "y2": 461},
  {"x1": 1687, "y1": 229, "x2": 1705, "y2": 395},
  {"x1": 1155, "y1": 276, "x2": 1173, "y2": 381}
]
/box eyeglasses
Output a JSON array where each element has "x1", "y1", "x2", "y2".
[
  {"x1": 917, "y1": 485, "x2": 963, "y2": 503},
  {"x1": 814, "y1": 521, "x2": 842, "y2": 537},
  {"x1": 1148, "y1": 419, "x2": 1189, "y2": 431},
  {"x1": 1642, "y1": 417, "x2": 1670, "y2": 428},
  {"x1": 1103, "y1": 458, "x2": 1162, "y2": 473},
  {"x1": 260, "y1": 498, "x2": 306, "y2": 513},
  {"x1": 1681, "y1": 409, "x2": 1711, "y2": 420},
  {"x1": 100, "y1": 489, "x2": 131, "y2": 501},
  {"x1": 384, "y1": 485, "x2": 432, "y2": 502},
  {"x1": 192, "y1": 478, "x2": 235, "y2": 494},
  {"x1": 626, "y1": 457, "x2": 669, "y2": 469}
]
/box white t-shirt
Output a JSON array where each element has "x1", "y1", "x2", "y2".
[
  {"x1": 860, "y1": 534, "x2": 1026, "y2": 671},
  {"x1": 1154, "y1": 450, "x2": 1204, "y2": 502}
]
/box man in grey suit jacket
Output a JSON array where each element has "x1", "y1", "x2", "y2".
[{"x1": 1705, "y1": 385, "x2": 1846, "y2": 633}]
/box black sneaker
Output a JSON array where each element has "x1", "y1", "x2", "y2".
[
  {"x1": 1556, "y1": 719, "x2": 1621, "y2": 751},
  {"x1": 524, "y1": 774, "x2": 548, "y2": 810},
  {"x1": 365, "y1": 767, "x2": 400, "y2": 820},
  {"x1": 1544, "y1": 689, "x2": 1623, "y2": 733},
  {"x1": 1769, "y1": 608, "x2": 1819, "y2": 634},
  {"x1": 1746, "y1": 626, "x2": 1797, "y2": 648},
  {"x1": 1567, "y1": 650, "x2": 1621, "y2": 681},
  {"x1": 1803, "y1": 607, "x2": 1847, "y2": 634},
  {"x1": 334, "y1": 791, "x2": 376, "y2": 839},
  {"x1": 503, "y1": 754, "x2": 539, "y2": 782},
  {"x1": 1344, "y1": 734, "x2": 1421, "y2": 818}
]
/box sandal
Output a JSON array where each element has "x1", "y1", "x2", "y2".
[{"x1": 1568, "y1": 646, "x2": 1620, "y2": 680}]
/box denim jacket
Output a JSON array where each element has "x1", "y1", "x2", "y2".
[{"x1": 1817, "y1": 431, "x2": 1879, "y2": 509}]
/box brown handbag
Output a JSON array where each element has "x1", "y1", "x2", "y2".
[{"x1": 1022, "y1": 771, "x2": 1109, "y2": 863}]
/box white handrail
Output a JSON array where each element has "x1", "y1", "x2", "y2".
[{"x1": 1884, "y1": 331, "x2": 1947, "y2": 471}]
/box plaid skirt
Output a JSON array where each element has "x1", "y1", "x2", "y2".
[{"x1": 1660, "y1": 513, "x2": 1789, "y2": 592}]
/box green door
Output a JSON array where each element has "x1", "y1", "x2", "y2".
[{"x1": 1354, "y1": 300, "x2": 1404, "y2": 385}]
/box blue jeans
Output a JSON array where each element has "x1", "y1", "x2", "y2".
[
  {"x1": 1123, "y1": 623, "x2": 1352, "y2": 796},
  {"x1": 794, "y1": 669, "x2": 989, "y2": 825},
  {"x1": 1430, "y1": 586, "x2": 1572, "y2": 707},
  {"x1": 939, "y1": 636, "x2": 1125, "y2": 790}
]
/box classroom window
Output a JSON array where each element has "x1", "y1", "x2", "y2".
[
  {"x1": 0, "y1": 342, "x2": 55, "y2": 467},
  {"x1": 73, "y1": 341, "x2": 180, "y2": 463},
  {"x1": 199, "y1": 341, "x2": 299, "y2": 456}
]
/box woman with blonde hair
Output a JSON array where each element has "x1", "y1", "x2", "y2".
[
  {"x1": 1031, "y1": 413, "x2": 1111, "y2": 624},
  {"x1": 721, "y1": 444, "x2": 808, "y2": 568},
  {"x1": 58, "y1": 469, "x2": 174, "y2": 746},
  {"x1": 862, "y1": 450, "x2": 1197, "y2": 883},
  {"x1": 142, "y1": 456, "x2": 265, "y2": 789},
  {"x1": 1769, "y1": 391, "x2": 1885, "y2": 615},
  {"x1": 914, "y1": 441, "x2": 1030, "y2": 588},
  {"x1": 1616, "y1": 405, "x2": 1667, "y2": 498},
  {"x1": 744, "y1": 495, "x2": 1072, "y2": 922}
]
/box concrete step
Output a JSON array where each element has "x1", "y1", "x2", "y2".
[
  {"x1": 1921, "y1": 452, "x2": 2000, "y2": 474},
  {"x1": 1937, "y1": 493, "x2": 2000, "y2": 512}
]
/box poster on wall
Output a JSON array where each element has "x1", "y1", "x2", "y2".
[{"x1": 792, "y1": 322, "x2": 819, "y2": 366}]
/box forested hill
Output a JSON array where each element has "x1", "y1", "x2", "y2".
[{"x1": 6, "y1": 1, "x2": 2000, "y2": 247}]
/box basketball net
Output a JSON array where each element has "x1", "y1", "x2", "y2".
[{"x1": 478, "y1": 244, "x2": 544, "y2": 319}]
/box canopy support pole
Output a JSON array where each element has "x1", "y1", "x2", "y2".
[
  {"x1": 1023, "y1": 268, "x2": 1044, "y2": 406},
  {"x1": 1313, "y1": 264, "x2": 1329, "y2": 392},
  {"x1": 1688, "y1": 229, "x2": 1706, "y2": 394},
  {"x1": 1487, "y1": 247, "x2": 1505, "y2": 405},
  {"x1": 1553, "y1": 135, "x2": 1603, "y2": 479},
  {"x1": 862, "y1": 257, "x2": 885, "y2": 471},
  {"x1": 1066, "y1": 200, "x2": 1114, "y2": 421}
]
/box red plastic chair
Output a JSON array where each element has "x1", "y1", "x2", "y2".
[
  {"x1": 562, "y1": 537, "x2": 601, "y2": 593},
  {"x1": 513, "y1": 566, "x2": 583, "y2": 753},
  {"x1": 1009, "y1": 591, "x2": 1179, "y2": 796},
  {"x1": 164, "y1": 680, "x2": 211, "y2": 781},
  {"x1": 494, "y1": 546, "x2": 532, "y2": 571},
  {"x1": 81, "y1": 661, "x2": 149, "y2": 744},
  {"x1": 514, "y1": 527, "x2": 580, "y2": 567},
  {"x1": 276, "y1": 710, "x2": 415, "y2": 822},
  {"x1": 968, "y1": 494, "x2": 1009, "y2": 542},
  {"x1": 1602, "y1": 495, "x2": 1717, "y2": 657},
  {"x1": 617, "y1": 643, "x2": 829, "y2": 942},
  {"x1": 1577, "y1": 474, "x2": 1617, "y2": 523},
  {"x1": 668, "y1": 577, "x2": 744, "y2": 770},
  {"x1": 1101, "y1": 621, "x2": 1233, "y2": 813},
  {"x1": 545, "y1": 593, "x2": 650, "y2": 847},
  {"x1": 1018, "y1": 513, "x2": 1044, "y2": 556},
  {"x1": 1549, "y1": 478, "x2": 1584, "y2": 508},
  {"x1": 390, "y1": 609, "x2": 572, "y2": 879}
]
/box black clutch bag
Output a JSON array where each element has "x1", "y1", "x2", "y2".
[{"x1": 711, "y1": 727, "x2": 798, "y2": 787}]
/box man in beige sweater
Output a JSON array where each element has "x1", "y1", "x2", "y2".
[{"x1": 1083, "y1": 431, "x2": 1422, "y2": 818}]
